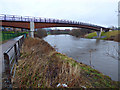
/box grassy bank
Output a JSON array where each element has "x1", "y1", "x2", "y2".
[
  {"x1": 13, "y1": 38, "x2": 119, "y2": 88},
  {"x1": 85, "y1": 30, "x2": 120, "y2": 42}
]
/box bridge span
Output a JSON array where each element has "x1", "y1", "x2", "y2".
[
  {"x1": 0, "y1": 14, "x2": 109, "y2": 30},
  {"x1": 0, "y1": 14, "x2": 109, "y2": 38}
]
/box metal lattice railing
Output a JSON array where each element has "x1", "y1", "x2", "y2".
[{"x1": 0, "y1": 14, "x2": 105, "y2": 29}]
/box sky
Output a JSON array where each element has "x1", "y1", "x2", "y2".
[{"x1": 0, "y1": 0, "x2": 119, "y2": 28}]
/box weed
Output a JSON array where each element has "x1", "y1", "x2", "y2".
[{"x1": 12, "y1": 38, "x2": 119, "y2": 88}]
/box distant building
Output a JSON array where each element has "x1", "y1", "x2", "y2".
[{"x1": 118, "y1": 1, "x2": 120, "y2": 27}]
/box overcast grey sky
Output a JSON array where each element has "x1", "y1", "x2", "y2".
[{"x1": 0, "y1": 0, "x2": 119, "y2": 27}]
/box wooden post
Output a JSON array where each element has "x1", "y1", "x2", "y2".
[
  {"x1": 20, "y1": 37, "x2": 23, "y2": 47},
  {"x1": 17, "y1": 41, "x2": 20, "y2": 57},
  {"x1": 20, "y1": 38, "x2": 22, "y2": 47},
  {"x1": 3, "y1": 53, "x2": 12, "y2": 88},
  {"x1": 21, "y1": 35, "x2": 24, "y2": 45},
  {"x1": 14, "y1": 44, "x2": 18, "y2": 66}
]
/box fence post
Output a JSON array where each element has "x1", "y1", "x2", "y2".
[
  {"x1": 20, "y1": 36, "x2": 23, "y2": 47},
  {"x1": 20, "y1": 36, "x2": 23, "y2": 45},
  {"x1": 19, "y1": 38, "x2": 21, "y2": 47},
  {"x1": 17, "y1": 41, "x2": 20, "y2": 57},
  {"x1": 4, "y1": 15, "x2": 6, "y2": 20},
  {"x1": 3, "y1": 53, "x2": 12, "y2": 88},
  {"x1": 14, "y1": 44, "x2": 18, "y2": 66}
]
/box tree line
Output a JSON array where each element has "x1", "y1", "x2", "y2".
[
  {"x1": 35, "y1": 28, "x2": 94, "y2": 38},
  {"x1": 69, "y1": 28, "x2": 94, "y2": 37}
]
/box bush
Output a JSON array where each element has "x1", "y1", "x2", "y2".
[
  {"x1": 69, "y1": 29, "x2": 93, "y2": 37},
  {"x1": 36, "y1": 29, "x2": 47, "y2": 38}
]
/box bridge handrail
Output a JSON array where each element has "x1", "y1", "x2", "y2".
[
  {"x1": 3, "y1": 35, "x2": 25, "y2": 88},
  {"x1": 0, "y1": 14, "x2": 107, "y2": 29}
]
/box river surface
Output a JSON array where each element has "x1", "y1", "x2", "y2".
[{"x1": 44, "y1": 35, "x2": 120, "y2": 81}]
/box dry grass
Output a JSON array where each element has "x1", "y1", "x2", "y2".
[{"x1": 13, "y1": 37, "x2": 119, "y2": 88}]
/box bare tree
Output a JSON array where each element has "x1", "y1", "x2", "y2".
[
  {"x1": 36, "y1": 29, "x2": 47, "y2": 38},
  {"x1": 69, "y1": 28, "x2": 92, "y2": 37}
]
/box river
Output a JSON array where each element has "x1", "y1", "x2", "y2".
[{"x1": 44, "y1": 35, "x2": 120, "y2": 81}]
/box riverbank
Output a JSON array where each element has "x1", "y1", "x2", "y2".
[
  {"x1": 85, "y1": 30, "x2": 120, "y2": 42},
  {"x1": 13, "y1": 37, "x2": 119, "y2": 88}
]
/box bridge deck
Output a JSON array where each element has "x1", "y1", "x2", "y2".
[{"x1": 0, "y1": 14, "x2": 109, "y2": 31}]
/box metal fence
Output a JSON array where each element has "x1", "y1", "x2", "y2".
[
  {"x1": 2, "y1": 33, "x2": 27, "y2": 41},
  {"x1": 2, "y1": 35, "x2": 25, "y2": 88}
]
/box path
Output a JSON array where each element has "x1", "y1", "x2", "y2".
[{"x1": 0, "y1": 36, "x2": 23, "y2": 89}]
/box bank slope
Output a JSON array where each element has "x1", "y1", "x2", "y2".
[
  {"x1": 85, "y1": 30, "x2": 120, "y2": 42},
  {"x1": 13, "y1": 38, "x2": 119, "y2": 88}
]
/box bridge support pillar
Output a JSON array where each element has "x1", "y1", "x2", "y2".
[
  {"x1": 29, "y1": 22, "x2": 35, "y2": 38},
  {"x1": 96, "y1": 28, "x2": 102, "y2": 38}
]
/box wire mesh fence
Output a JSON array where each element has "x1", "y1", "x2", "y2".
[{"x1": 2, "y1": 32, "x2": 27, "y2": 41}]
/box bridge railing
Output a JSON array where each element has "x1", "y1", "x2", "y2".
[
  {"x1": 0, "y1": 14, "x2": 104, "y2": 29},
  {"x1": 2, "y1": 35, "x2": 25, "y2": 88}
]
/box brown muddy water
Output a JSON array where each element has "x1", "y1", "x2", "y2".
[{"x1": 44, "y1": 35, "x2": 120, "y2": 81}]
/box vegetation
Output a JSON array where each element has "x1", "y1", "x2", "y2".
[
  {"x1": 85, "y1": 32, "x2": 97, "y2": 39},
  {"x1": 0, "y1": 31, "x2": 2, "y2": 44},
  {"x1": 13, "y1": 38, "x2": 119, "y2": 88},
  {"x1": 85, "y1": 30, "x2": 120, "y2": 42},
  {"x1": 0, "y1": 31, "x2": 27, "y2": 44},
  {"x1": 35, "y1": 29, "x2": 47, "y2": 38},
  {"x1": 49, "y1": 30, "x2": 70, "y2": 35},
  {"x1": 69, "y1": 29, "x2": 93, "y2": 37}
]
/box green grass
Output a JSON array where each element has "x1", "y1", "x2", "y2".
[
  {"x1": 85, "y1": 30, "x2": 120, "y2": 40},
  {"x1": 86, "y1": 32, "x2": 97, "y2": 39},
  {"x1": 101, "y1": 30, "x2": 120, "y2": 38}
]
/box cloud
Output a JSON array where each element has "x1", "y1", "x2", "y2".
[{"x1": 0, "y1": 0, "x2": 119, "y2": 27}]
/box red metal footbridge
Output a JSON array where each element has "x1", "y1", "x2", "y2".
[{"x1": 0, "y1": 14, "x2": 109, "y2": 31}]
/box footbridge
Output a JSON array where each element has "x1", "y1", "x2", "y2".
[{"x1": 0, "y1": 14, "x2": 110, "y2": 38}]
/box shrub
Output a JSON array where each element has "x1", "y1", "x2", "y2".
[
  {"x1": 69, "y1": 29, "x2": 92, "y2": 37},
  {"x1": 36, "y1": 29, "x2": 47, "y2": 38}
]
